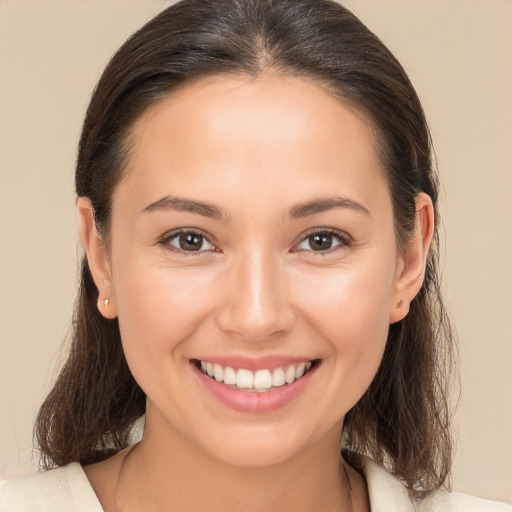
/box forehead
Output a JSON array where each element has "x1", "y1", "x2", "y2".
[{"x1": 116, "y1": 74, "x2": 388, "y2": 214}]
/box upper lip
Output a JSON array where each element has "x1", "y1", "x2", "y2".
[{"x1": 192, "y1": 355, "x2": 317, "y2": 372}]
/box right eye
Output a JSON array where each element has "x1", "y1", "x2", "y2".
[{"x1": 160, "y1": 230, "x2": 217, "y2": 253}]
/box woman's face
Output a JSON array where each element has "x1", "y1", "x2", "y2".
[{"x1": 83, "y1": 74, "x2": 419, "y2": 467}]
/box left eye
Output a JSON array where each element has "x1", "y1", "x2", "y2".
[
  {"x1": 295, "y1": 231, "x2": 346, "y2": 252},
  {"x1": 164, "y1": 231, "x2": 215, "y2": 252}
]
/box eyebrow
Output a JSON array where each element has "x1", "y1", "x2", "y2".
[
  {"x1": 142, "y1": 196, "x2": 228, "y2": 220},
  {"x1": 141, "y1": 195, "x2": 369, "y2": 220},
  {"x1": 289, "y1": 196, "x2": 370, "y2": 218}
]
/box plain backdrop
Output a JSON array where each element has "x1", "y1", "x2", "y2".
[{"x1": 0, "y1": 0, "x2": 511, "y2": 502}]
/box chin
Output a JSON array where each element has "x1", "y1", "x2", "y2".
[
  {"x1": 192, "y1": 420, "x2": 329, "y2": 469},
  {"x1": 209, "y1": 440, "x2": 302, "y2": 468}
]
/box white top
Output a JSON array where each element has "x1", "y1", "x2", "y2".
[{"x1": 0, "y1": 455, "x2": 510, "y2": 511}]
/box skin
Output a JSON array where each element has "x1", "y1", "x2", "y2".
[{"x1": 78, "y1": 74, "x2": 434, "y2": 512}]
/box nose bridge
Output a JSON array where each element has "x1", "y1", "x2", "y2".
[{"x1": 216, "y1": 247, "x2": 294, "y2": 341}]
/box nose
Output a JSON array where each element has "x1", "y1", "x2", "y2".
[{"x1": 215, "y1": 250, "x2": 296, "y2": 342}]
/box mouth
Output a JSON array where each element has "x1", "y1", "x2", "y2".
[{"x1": 193, "y1": 359, "x2": 319, "y2": 393}]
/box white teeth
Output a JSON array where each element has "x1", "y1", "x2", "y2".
[
  {"x1": 199, "y1": 360, "x2": 314, "y2": 391},
  {"x1": 213, "y1": 364, "x2": 224, "y2": 382},
  {"x1": 272, "y1": 367, "x2": 285, "y2": 387},
  {"x1": 295, "y1": 362, "x2": 306, "y2": 379},
  {"x1": 236, "y1": 369, "x2": 254, "y2": 389},
  {"x1": 285, "y1": 365, "x2": 296, "y2": 384},
  {"x1": 253, "y1": 369, "x2": 272, "y2": 390},
  {"x1": 224, "y1": 366, "x2": 237, "y2": 385}
]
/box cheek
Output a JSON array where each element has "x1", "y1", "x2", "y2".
[
  {"x1": 112, "y1": 258, "x2": 218, "y2": 380},
  {"x1": 291, "y1": 261, "x2": 394, "y2": 405},
  {"x1": 294, "y1": 259, "x2": 394, "y2": 342}
]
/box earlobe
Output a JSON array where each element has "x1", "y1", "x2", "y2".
[
  {"x1": 389, "y1": 193, "x2": 434, "y2": 324},
  {"x1": 77, "y1": 197, "x2": 118, "y2": 319}
]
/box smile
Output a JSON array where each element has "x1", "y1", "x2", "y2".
[
  {"x1": 192, "y1": 358, "x2": 320, "y2": 413},
  {"x1": 197, "y1": 360, "x2": 315, "y2": 392}
]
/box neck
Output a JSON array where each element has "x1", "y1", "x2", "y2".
[{"x1": 114, "y1": 410, "x2": 356, "y2": 512}]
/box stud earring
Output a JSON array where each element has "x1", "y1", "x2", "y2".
[
  {"x1": 397, "y1": 298, "x2": 404, "y2": 308},
  {"x1": 103, "y1": 298, "x2": 110, "y2": 307}
]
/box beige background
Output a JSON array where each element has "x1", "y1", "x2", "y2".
[{"x1": 0, "y1": 0, "x2": 511, "y2": 502}]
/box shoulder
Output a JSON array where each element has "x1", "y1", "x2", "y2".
[
  {"x1": 441, "y1": 492, "x2": 512, "y2": 512},
  {"x1": 352, "y1": 453, "x2": 511, "y2": 512},
  {"x1": 0, "y1": 463, "x2": 103, "y2": 512},
  {"x1": 420, "y1": 490, "x2": 511, "y2": 512}
]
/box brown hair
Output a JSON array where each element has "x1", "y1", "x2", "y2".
[{"x1": 35, "y1": 0, "x2": 456, "y2": 499}]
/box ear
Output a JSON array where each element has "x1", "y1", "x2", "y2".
[
  {"x1": 389, "y1": 193, "x2": 434, "y2": 324},
  {"x1": 77, "y1": 197, "x2": 118, "y2": 319}
]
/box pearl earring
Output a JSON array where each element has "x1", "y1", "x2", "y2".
[{"x1": 103, "y1": 298, "x2": 110, "y2": 307}]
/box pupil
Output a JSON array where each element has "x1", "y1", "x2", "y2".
[
  {"x1": 310, "y1": 233, "x2": 332, "y2": 250},
  {"x1": 180, "y1": 233, "x2": 202, "y2": 251}
]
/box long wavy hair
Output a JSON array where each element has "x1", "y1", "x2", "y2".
[{"x1": 35, "y1": 0, "x2": 456, "y2": 500}]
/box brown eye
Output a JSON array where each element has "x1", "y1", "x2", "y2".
[
  {"x1": 308, "y1": 233, "x2": 334, "y2": 251},
  {"x1": 164, "y1": 231, "x2": 215, "y2": 253},
  {"x1": 295, "y1": 230, "x2": 348, "y2": 252},
  {"x1": 179, "y1": 233, "x2": 204, "y2": 251}
]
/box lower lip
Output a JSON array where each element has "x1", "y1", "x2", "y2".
[{"x1": 192, "y1": 362, "x2": 317, "y2": 414}]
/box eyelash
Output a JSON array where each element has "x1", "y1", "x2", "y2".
[
  {"x1": 159, "y1": 228, "x2": 219, "y2": 255},
  {"x1": 158, "y1": 227, "x2": 352, "y2": 255},
  {"x1": 292, "y1": 228, "x2": 352, "y2": 254}
]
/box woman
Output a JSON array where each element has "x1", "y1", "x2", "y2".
[{"x1": 1, "y1": 0, "x2": 509, "y2": 510}]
